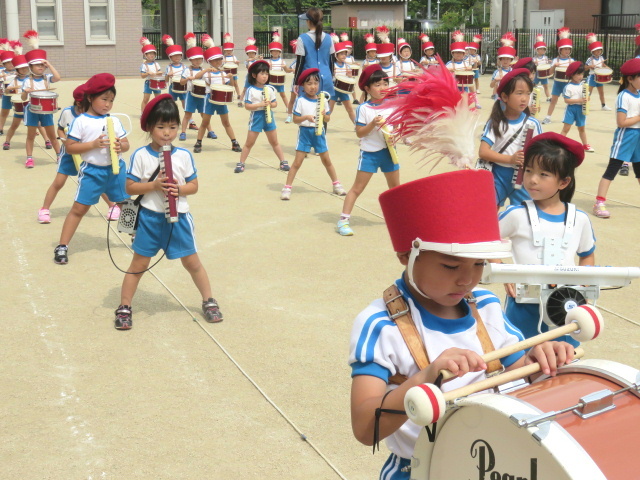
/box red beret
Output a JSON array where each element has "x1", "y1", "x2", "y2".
[
  {"x1": 297, "y1": 68, "x2": 319, "y2": 86},
  {"x1": 565, "y1": 61, "x2": 583, "y2": 79},
  {"x1": 497, "y1": 68, "x2": 531, "y2": 96},
  {"x1": 620, "y1": 58, "x2": 640, "y2": 76},
  {"x1": 140, "y1": 93, "x2": 173, "y2": 131},
  {"x1": 524, "y1": 132, "x2": 584, "y2": 167},
  {"x1": 73, "y1": 84, "x2": 86, "y2": 103},
  {"x1": 512, "y1": 57, "x2": 533, "y2": 70},
  {"x1": 358, "y1": 64, "x2": 383, "y2": 91},
  {"x1": 84, "y1": 73, "x2": 116, "y2": 95},
  {"x1": 248, "y1": 60, "x2": 269, "y2": 76}
]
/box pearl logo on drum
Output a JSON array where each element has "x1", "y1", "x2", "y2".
[{"x1": 470, "y1": 439, "x2": 538, "y2": 480}]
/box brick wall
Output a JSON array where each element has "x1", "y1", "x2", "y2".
[
  {"x1": 16, "y1": 0, "x2": 142, "y2": 80},
  {"x1": 539, "y1": 0, "x2": 601, "y2": 30}
]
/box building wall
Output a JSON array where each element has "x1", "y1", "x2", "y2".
[
  {"x1": 229, "y1": 0, "x2": 254, "y2": 61},
  {"x1": 539, "y1": 0, "x2": 601, "y2": 29},
  {"x1": 11, "y1": 0, "x2": 141, "y2": 79},
  {"x1": 331, "y1": 4, "x2": 405, "y2": 29}
]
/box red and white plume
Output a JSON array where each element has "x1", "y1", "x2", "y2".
[
  {"x1": 23, "y1": 30, "x2": 39, "y2": 49},
  {"x1": 419, "y1": 33, "x2": 429, "y2": 42},
  {"x1": 376, "y1": 25, "x2": 390, "y2": 43},
  {"x1": 0, "y1": 38, "x2": 9, "y2": 51},
  {"x1": 184, "y1": 32, "x2": 197, "y2": 49},
  {"x1": 162, "y1": 34, "x2": 174, "y2": 46},
  {"x1": 330, "y1": 32, "x2": 339, "y2": 44},
  {"x1": 140, "y1": 36, "x2": 151, "y2": 46},
  {"x1": 536, "y1": 34, "x2": 544, "y2": 43},
  {"x1": 380, "y1": 56, "x2": 480, "y2": 169},
  {"x1": 500, "y1": 32, "x2": 515, "y2": 47},
  {"x1": 272, "y1": 32, "x2": 281, "y2": 42},
  {"x1": 364, "y1": 33, "x2": 375, "y2": 45},
  {"x1": 586, "y1": 32, "x2": 598, "y2": 44},
  {"x1": 397, "y1": 37, "x2": 406, "y2": 46},
  {"x1": 289, "y1": 39, "x2": 297, "y2": 50},
  {"x1": 558, "y1": 27, "x2": 571, "y2": 39},
  {"x1": 224, "y1": 33, "x2": 232, "y2": 43},
  {"x1": 473, "y1": 34, "x2": 482, "y2": 43},
  {"x1": 452, "y1": 30, "x2": 465, "y2": 42},
  {"x1": 201, "y1": 34, "x2": 214, "y2": 48},
  {"x1": 636, "y1": 23, "x2": 640, "y2": 33},
  {"x1": 246, "y1": 37, "x2": 256, "y2": 46},
  {"x1": 10, "y1": 40, "x2": 22, "y2": 55},
  {"x1": 340, "y1": 32, "x2": 349, "y2": 42}
]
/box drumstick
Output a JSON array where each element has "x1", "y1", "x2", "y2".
[
  {"x1": 405, "y1": 348, "x2": 585, "y2": 426},
  {"x1": 440, "y1": 305, "x2": 602, "y2": 380},
  {"x1": 106, "y1": 116, "x2": 119, "y2": 175}
]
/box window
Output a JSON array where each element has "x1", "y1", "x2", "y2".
[
  {"x1": 84, "y1": 0, "x2": 116, "y2": 45},
  {"x1": 30, "y1": 0, "x2": 64, "y2": 45}
]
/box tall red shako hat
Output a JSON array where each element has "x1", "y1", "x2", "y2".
[
  {"x1": 468, "y1": 34, "x2": 482, "y2": 51},
  {"x1": 557, "y1": 27, "x2": 572, "y2": 50},
  {"x1": 376, "y1": 26, "x2": 394, "y2": 57},
  {"x1": 245, "y1": 37, "x2": 258, "y2": 54},
  {"x1": 23, "y1": 30, "x2": 47, "y2": 64},
  {"x1": 379, "y1": 170, "x2": 511, "y2": 296},
  {"x1": 364, "y1": 33, "x2": 377, "y2": 52},
  {"x1": 162, "y1": 35, "x2": 183, "y2": 58},
  {"x1": 184, "y1": 32, "x2": 203, "y2": 59},
  {"x1": 222, "y1": 33, "x2": 234, "y2": 50},
  {"x1": 419, "y1": 34, "x2": 433, "y2": 52},
  {"x1": 340, "y1": 32, "x2": 353, "y2": 49},
  {"x1": 450, "y1": 30, "x2": 466, "y2": 52},
  {"x1": 268, "y1": 32, "x2": 283, "y2": 52},
  {"x1": 586, "y1": 33, "x2": 603, "y2": 53},
  {"x1": 497, "y1": 32, "x2": 516, "y2": 58},
  {"x1": 140, "y1": 36, "x2": 156, "y2": 56},
  {"x1": 397, "y1": 37, "x2": 411, "y2": 53},
  {"x1": 334, "y1": 41, "x2": 349, "y2": 55},
  {"x1": 533, "y1": 34, "x2": 547, "y2": 50}
]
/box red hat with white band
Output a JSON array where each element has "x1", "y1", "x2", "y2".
[
  {"x1": 204, "y1": 46, "x2": 223, "y2": 62},
  {"x1": 419, "y1": 34, "x2": 434, "y2": 52},
  {"x1": 397, "y1": 37, "x2": 411, "y2": 52},
  {"x1": 586, "y1": 33, "x2": 603, "y2": 52},
  {"x1": 376, "y1": 43, "x2": 394, "y2": 57},
  {"x1": 334, "y1": 41, "x2": 349, "y2": 54},
  {"x1": 379, "y1": 170, "x2": 511, "y2": 296},
  {"x1": 23, "y1": 30, "x2": 46, "y2": 64},
  {"x1": 557, "y1": 28, "x2": 572, "y2": 49},
  {"x1": 12, "y1": 54, "x2": 28, "y2": 69},
  {"x1": 0, "y1": 50, "x2": 15, "y2": 63},
  {"x1": 340, "y1": 33, "x2": 353, "y2": 48},
  {"x1": 184, "y1": 32, "x2": 203, "y2": 59},
  {"x1": 223, "y1": 33, "x2": 234, "y2": 50},
  {"x1": 497, "y1": 32, "x2": 516, "y2": 58},
  {"x1": 450, "y1": 30, "x2": 466, "y2": 52},
  {"x1": 162, "y1": 35, "x2": 183, "y2": 58},
  {"x1": 364, "y1": 33, "x2": 377, "y2": 52},
  {"x1": 245, "y1": 37, "x2": 258, "y2": 54},
  {"x1": 269, "y1": 32, "x2": 283, "y2": 52},
  {"x1": 533, "y1": 34, "x2": 547, "y2": 50},
  {"x1": 140, "y1": 36, "x2": 156, "y2": 55},
  {"x1": 468, "y1": 34, "x2": 482, "y2": 51}
]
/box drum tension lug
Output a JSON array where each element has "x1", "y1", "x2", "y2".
[
  {"x1": 574, "y1": 389, "x2": 615, "y2": 419},
  {"x1": 509, "y1": 413, "x2": 550, "y2": 444}
]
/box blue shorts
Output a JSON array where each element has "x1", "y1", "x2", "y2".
[
  {"x1": 563, "y1": 104, "x2": 586, "y2": 127},
  {"x1": 295, "y1": 126, "x2": 328, "y2": 153},
  {"x1": 185, "y1": 92, "x2": 206, "y2": 114},
  {"x1": 506, "y1": 298, "x2": 579, "y2": 348},
  {"x1": 1, "y1": 94, "x2": 11, "y2": 110},
  {"x1": 551, "y1": 80, "x2": 566, "y2": 97},
  {"x1": 473, "y1": 69, "x2": 480, "y2": 79},
  {"x1": 357, "y1": 148, "x2": 398, "y2": 173},
  {"x1": 169, "y1": 85, "x2": 187, "y2": 102},
  {"x1": 290, "y1": 83, "x2": 298, "y2": 94},
  {"x1": 233, "y1": 75, "x2": 238, "y2": 81},
  {"x1": 380, "y1": 453, "x2": 411, "y2": 480},
  {"x1": 75, "y1": 160, "x2": 129, "y2": 205},
  {"x1": 534, "y1": 75, "x2": 549, "y2": 85},
  {"x1": 24, "y1": 108, "x2": 54, "y2": 127},
  {"x1": 587, "y1": 75, "x2": 603, "y2": 88},
  {"x1": 133, "y1": 207, "x2": 197, "y2": 260},
  {"x1": 610, "y1": 128, "x2": 640, "y2": 163},
  {"x1": 248, "y1": 111, "x2": 276, "y2": 132},
  {"x1": 57, "y1": 153, "x2": 79, "y2": 176},
  {"x1": 203, "y1": 101, "x2": 229, "y2": 116},
  {"x1": 493, "y1": 163, "x2": 531, "y2": 207},
  {"x1": 331, "y1": 91, "x2": 351, "y2": 102},
  {"x1": 244, "y1": 76, "x2": 251, "y2": 88},
  {"x1": 273, "y1": 84, "x2": 285, "y2": 93},
  {"x1": 142, "y1": 80, "x2": 162, "y2": 95}
]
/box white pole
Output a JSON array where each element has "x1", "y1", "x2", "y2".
[
  {"x1": 427, "y1": 0, "x2": 432, "y2": 20},
  {"x1": 226, "y1": 0, "x2": 234, "y2": 38},
  {"x1": 5, "y1": 0, "x2": 19, "y2": 40},
  {"x1": 185, "y1": 0, "x2": 194, "y2": 32},
  {"x1": 212, "y1": 0, "x2": 221, "y2": 40}
]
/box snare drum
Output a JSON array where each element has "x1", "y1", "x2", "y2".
[
  {"x1": 536, "y1": 64, "x2": 552, "y2": 79},
  {"x1": 455, "y1": 72, "x2": 475, "y2": 87},
  {"x1": 191, "y1": 80, "x2": 207, "y2": 98},
  {"x1": 29, "y1": 91, "x2": 59, "y2": 114},
  {"x1": 209, "y1": 85, "x2": 235, "y2": 105},
  {"x1": 222, "y1": 63, "x2": 238, "y2": 76},
  {"x1": 554, "y1": 66, "x2": 569, "y2": 82},
  {"x1": 11, "y1": 94, "x2": 29, "y2": 114},
  {"x1": 411, "y1": 359, "x2": 640, "y2": 480},
  {"x1": 594, "y1": 67, "x2": 613, "y2": 84},
  {"x1": 149, "y1": 76, "x2": 166, "y2": 91},
  {"x1": 350, "y1": 64, "x2": 361, "y2": 78},
  {"x1": 333, "y1": 75, "x2": 356, "y2": 94},
  {"x1": 269, "y1": 72, "x2": 285, "y2": 86},
  {"x1": 171, "y1": 75, "x2": 187, "y2": 93}
]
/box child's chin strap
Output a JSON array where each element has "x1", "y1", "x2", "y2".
[{"x1": 407, "y1": 246, "x2": 431, "y2": 299}]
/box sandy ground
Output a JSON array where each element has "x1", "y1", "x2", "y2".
[{"x1": 1, "y1": 70, "x2": 639, "y2": 480}]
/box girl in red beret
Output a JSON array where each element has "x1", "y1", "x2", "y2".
[
  {"x1": 477, "y1": 69, "x2": 542, "y2": 208},
  {"x1": 593, "y1": 58, "x2": 640, "y2": 218},
  {"x1": 53, "y1": 73, "x2": 130, "y2": 265}
]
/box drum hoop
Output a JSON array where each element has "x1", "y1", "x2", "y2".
[
  {"x1": 335, "y1": 75, "x2": 356, "y2": 84},
  {"x1": 30, "y1": 91, "x2": 58, "y2": 99}
]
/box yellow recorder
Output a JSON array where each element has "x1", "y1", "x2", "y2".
[
  {"x1": 106, "y1": 116, "x2": 119, "y2": 174},
  {"x1": 582, "y1": 82, "x2": 589, "y2": 116}
]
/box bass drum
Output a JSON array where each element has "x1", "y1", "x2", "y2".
[{"x1": 411, "y1": 359, "x2": 640, "y2": 480}]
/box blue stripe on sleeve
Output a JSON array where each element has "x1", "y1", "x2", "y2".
[
  {"x1": 350, "y1": 361, "x2": 391, "y2": 382},
  {"x1": 354, "y1": 311, "x2": 389, "y2": 361},
  {"x1": 476, "y1": 297, "x2": 501, "y2": 309},
  {"x1": 365, "y1": 320, "x2": 395, "y2": 362}
]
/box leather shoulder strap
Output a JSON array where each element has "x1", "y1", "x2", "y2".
[
  {"x1": 465, "y1": 293, "x2": 503, "y2": 375},
  {"x1": 383, "y1": 284, "x2": 429, "y2": 374}
]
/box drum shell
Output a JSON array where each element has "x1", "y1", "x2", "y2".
[
  {"x1": 171, "y1": 75, "x2": 187, "y2": 92},
  {"x1": 11, "y1": 94, "x2": 29, "y2": 113},
  {"x1": 455, "y1": 72, "x2": 474, "y2": 87},
  {"x1": 333, "y1": 75, "x2": 356, "y2": 93},
  {"x1": 350, "y1": 65, "x2": 361, "y2": 77},
  {"x1": 594, "y1": 68, "x2": 613, "y2": 84},
  {"x1": 29, "y1": 91, "x2": 59, "y2": 114},
  {"x1": 208, "y1": 85, "x2": 234, "y2": 105},
  {"x1": 222, "y1": 63, "x2": 238, "y2": 75},
  {"x1": 536, "y1": 64, "x2": 552, "y2": 79},
  {"x1": 269, "y1": 72, "x2": 285, "y2": 86},
  {"x1": 554, "y1": 67, "x2": 569, "y2": 82},
  {"x1": 191, "y1": 80, "x2": 207, "y2": 98},
  {"x1": 149, "y1": 76, "x2": 167, "y2": 90}
]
